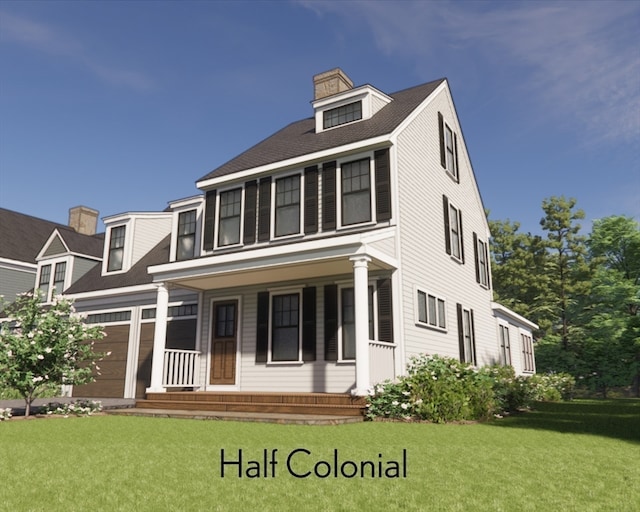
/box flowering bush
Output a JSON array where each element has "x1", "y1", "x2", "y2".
[
  {"x1": 0, "y1": 407, "x2": 12, "y2": 421},
  {"x1": 0, "y1": 291, "x2": 107, "y2": 416},
  {"x1": 40, "y1": 400, "x2": 103, "y2": 417},
  {"x1": 479, "y1": 365, "x2": 536, "y2": 413},
  {"x1": 527, "y1": 372, "x2": 575, "y2": 401}
]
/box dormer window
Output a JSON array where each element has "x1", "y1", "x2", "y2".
[
  {"x1": 38, "y1": 265, "x2": 51, "y2": 301},
  {"x1": 323, "y1": 101, "x2": 362, "y2": 129},
  {"x1": 107, "y1": 225, "x2": 126, "y2": 272},
  {"x1": 53, "y1": 262, "x2": 66, "y2": 295},
  {"x1": 177, "y1": 210, "x2": 196, "y2": 260}
]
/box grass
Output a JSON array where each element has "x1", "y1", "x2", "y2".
[{"x1": 1, "y1": 399, "x2": 638, "y2": 512}]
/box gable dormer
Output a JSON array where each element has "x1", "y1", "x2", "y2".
[
  {"x1": 102, "y1": 212, "x2": 172, "y2": 275},
  {"x1": 168, "y1": 195, "x2": 204, "y2": 262},
  {"x1": 312, "y1": 68, "x2": 392, "y2": 134}
]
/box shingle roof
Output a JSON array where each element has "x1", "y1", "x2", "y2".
[
  {"x1": 64, "y1": 235, "x2": 171, "y2": 294},
  {"x1": 0, "y1": 208, "x2": 67, "y2": 263},
  {"x1": 198, "y1": 78, "x2": 445, "y2": 183},
  {"x1": 55, "y1": 227, "x2": 104, "y2": 258}
]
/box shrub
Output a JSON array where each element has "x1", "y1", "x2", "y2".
[
  {"x1": 0, "y1": 408, "x2": 11, "y2": 421},
  {"x1": 480, "y1": 365, "x2": 536, "y2": 413},
  {"x1": 40, "y1": 400, "x2": 102, "y2": 417},
  {"x1": 528, "y1": 373, "x2": 575, "y2": 401}
]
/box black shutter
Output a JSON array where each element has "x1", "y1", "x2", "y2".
[
  {"x1": 453, "y1": 133, "x2": 460, "y2": 183},
  {"x1": 456, "y1": 303, "x2": 464, "y2": 362},
  {"x1": 443, "y1": 195, "x2": 451, "y2": 255},
  {"x1": 256, "y1": 292, "x2": 269, "y2": 363},
  {"x1": 258, "y1": 177, "x2": 271, "y2": 242},
  {"x1": 470, "y1": 309, "x2": 477, "y2": 365},
  {"x1": 243, "y1": 180, "x2": 257, "y2": 244},
  {"x1": 473, "y1": 232, "x2": 480, "y2": 283},
  {"x1": 322, "y1": 161, "x2": 337, "y2": 230},
  {"x1": 324, "y1": 284, "x2": 338, "y2": 361},
  {"x1": 203, "y1": 189, "x2": 216, "y2": 251},
  {"x1": 438, "y1": 112, "x2": 446, "y2": 169},
  {"x1": 459, "y1": 210, "x2": 465, "y2": 263},
  {"x1": 302, "y1": 287, "x2": 316, "y2": 361},
  {"x1": 304, "y1": 165, "x2": 318, "y2": 234},
  {"x1": 377, "y1": 278, "x2": 393, "y2": 343},
  {"x1": 374, "y1": 148, "x2": 392, "y2": 222}
]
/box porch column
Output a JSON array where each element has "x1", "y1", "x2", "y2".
[
  {"x1": 350, "y1": 254, "x2": 371, "y2": 396},
  {"x1": 147, "y1": 283, "x2": 169, "y2": 393}
]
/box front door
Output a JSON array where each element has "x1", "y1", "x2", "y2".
[{"x1": 210, "y1": 300, "x2": 238, "y2": 385}]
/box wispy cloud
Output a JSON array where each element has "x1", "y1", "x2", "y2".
[
  {"x1": 299, "y1": 0, "x2": 640, "y2": 145},
  {"x1": 0, "y1": 10, "x2": 152, "y2": 91}
]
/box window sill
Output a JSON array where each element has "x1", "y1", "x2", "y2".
[
  {"x1": 446, "y1": 170, "x2": 459, "y2": 183},
  {"x1": 449, "y1": 255, "x2": 464, "y2": 265},
  {"x1": 415, "y1": 322, "x2": 447, "y2": 333},
  {"x1": 336, "y1": 360, "x2": 356, "y2": 365},
  {"x1": 266, "y1": 361, "x2": 304, "y2": 366}
]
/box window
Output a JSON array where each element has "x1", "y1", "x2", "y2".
[
  {"x1": 416, "y1": 289, "x2": 446, "y2": 330},
  {"x1": 443, "y1": 196, "x2": 464, "y2": 262},
  {"x1": 474, "y1": 233, "x2": 489, "y2": 287},
  {"x1": 53, "y1": 262, "x2": 66, "y2": 295},
  {"x1": 341, "y1": 158, "x2": 371, "y2": 226},
  {"x1": 499, "y1": 324, "x2": 512, "y2": 366},
  {"x1": 272, "y1": 293, "x2": 300, "y2": 362},
  {"x1": 141, "y1": 304, "x2": 198, "y2": 320},
  {"x1": 38, "y1": 265, "x2": 51, "y2": 302},
  {"x1": 457, "y1": 304, "x2": 476, "y2": 365},
  {"x1": 107, "y1": 226, "x2": 126, "y2": 272},
  {"x1": 177, "y1": 210, "x2": 196, "y2": 260},
  {"x1": 86, "y1": 310, "x2": 131, "y2": 324},
  {"x1": 218, "y1": 188, "x2": 242, "y2": 246},
  {"x1": 323, "y1": 101, "x2": 362, "y2": 129},
  {"x1": 438, "y1": 112, "x2": 459, "y2": 181},
  {"x1": 275, "y1": 175, "x2": 301, "y2": 237},
  {"x1": 340, "y1": 286, "x2": 375, "y2": 360},
  {"x1": 522, "y1": 333, "x2": 535, "y2": 372}
]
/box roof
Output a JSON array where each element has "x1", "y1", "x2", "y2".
[
  {"x1": 65, "y1": 235, "x2": 171, "y2": 294},
  {"x1": 0, "y1": 208, "x2": 68, "y2": 263},
  {"x1": 51, "y1": 227, "x2": 104, "y2": 259},
  {"x1": 198, "y1": 78, "x2": 446, "y2": 183}
]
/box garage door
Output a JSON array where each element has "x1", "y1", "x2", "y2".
[{"x1": 73, "y1": 324, "x2": 130, "y2": 398}]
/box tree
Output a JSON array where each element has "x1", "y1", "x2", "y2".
[
  {"x1": 540, "y1": 196, "x2": 590, "y2": 349},
  {"x1": 0, "y1": 292, "x2": 107, "y2": 416}
]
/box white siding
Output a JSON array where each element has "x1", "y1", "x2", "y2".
[
  {"x1": 131, "y1": 216, "x2": 172, "y2": 267},
  {"x1": 394, "y1": 86, "x2": 497, "y2": 368}
]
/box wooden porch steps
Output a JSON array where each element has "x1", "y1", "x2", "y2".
[{"x1": 136, "y1": 391, "x2": 367, "y2": 417}]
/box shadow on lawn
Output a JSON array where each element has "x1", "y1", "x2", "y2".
[{"x1": 488, "y1": 399, "x2": 640, "y2": 444}]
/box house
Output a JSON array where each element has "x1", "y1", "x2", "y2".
[
  {"x1": 7, "y1": 69, "x2": 537, "y2": 414},
  {"x1": 0, "y1": 207, "x2": 102, "y2": 307}
]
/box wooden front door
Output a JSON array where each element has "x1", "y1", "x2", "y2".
[{"x1": 210, "y1": 300, "x2": 238, "y2": 385}]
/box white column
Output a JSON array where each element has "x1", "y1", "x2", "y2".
[
  {"x1": 147, "y1": 283, "x2": 169, "y2": 393},
  {"x1": 350, "y1": 255, "x2": 371, "y2": 396}
]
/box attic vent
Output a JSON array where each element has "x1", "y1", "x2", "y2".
[{"x1": 313, "y1": 68, "x2": 353, "y2": 100}]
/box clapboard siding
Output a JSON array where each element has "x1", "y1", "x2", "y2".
[
  {"x1": 394, "y1": 87, "x2": 496, "y2": 366},
  {"x1": 0, "y1": 266, "x2": 35, "y2": 305},
  {"x1": 131, "y1": 216, "x2": 172, "y2": 267},
  {"x1": 71, "y1": 257, "x2": 99, "y2": 286}
]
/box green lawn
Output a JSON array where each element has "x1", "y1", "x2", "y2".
[{"x1": 1, "y1": 400, "x2": 638, "y2": 512}]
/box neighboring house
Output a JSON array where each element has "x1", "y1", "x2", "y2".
[
  {"x1": 5, "y1": 69, "x2": 537, "y2": 409},
  {"x1": 0, "y1": 207, "x2": 101, "y2": 307}
]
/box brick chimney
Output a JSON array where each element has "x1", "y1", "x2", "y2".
[
  {"x1": 68, "y1": 206, "x2": 99, "y2": 235},
  {"x1": 313, "y1": 68, "x2": 353, "y2": 100}
]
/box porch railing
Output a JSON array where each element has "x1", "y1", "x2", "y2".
[
  {"x1": 369, "y1": 341, "x2": 396, "y2": 385},
  {"x1": 163, "y1": 349, "x2": 200, "y2": 387}
]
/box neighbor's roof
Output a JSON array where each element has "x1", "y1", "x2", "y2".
[
  {"x1": 0, "y1": 208, "x2": 68, "y2": 263},
  {"x1": 198, "y1": 78, "x2": 446, "y2": 183},
  {"x1": 64, "y1": 235, "x2": 171, "y2": 294},
  {"x1": 51, "y1": 226, "x2": 104, "y2": 259}
]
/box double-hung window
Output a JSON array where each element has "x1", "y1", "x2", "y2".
[
  {"x1": 449, "y1": 203, "x2": 462, "y2": 259},
  {"x1": 416, "y1": 289, "x2": 446, "y2": 330},
  {"x1": 340, "y1": 286, "x2": 375, "y2": 360},
  {"x1": 457, "y1": 304, "x2": 476, "y2": 365},
  {"x1": 275, "y1": 175, "x2": 301, "y2": 237},
  {"x1": 53, "y1": 262, "x2": 66, "y2": 295},
  {"x1": 177, "y1": 210, "x2": 196, "y2": 260},
  {"x1": 271, "y1": 293, "x2": 300, "y2": 362},
  {"x1": 445, "y1": 124, "x2": 457, "y2": 179},
  {"x1": 218, "y1": 188, "x2": 242, "y2": 246},
  {"x1": 499, "y1": 324, "x2": 512, "y2": 366},
  {"x1": 38, "y1": 265, "x2": 51, "y2": 302},
  {"x1": 341, "y1": 158, "x2": 371, "y2": 226},
  {"x1": 438, "y1": 112, "x2": 459, "y2": 181},
  {"x1": 107, "y1": 226, "x2": 126, "y2": 272},
  {"x1": 474, "y1": 234, "x2": 489, "y2": 287},
  {"x1": 521, "y1": 333, "x2": 535, "y2": 372}
]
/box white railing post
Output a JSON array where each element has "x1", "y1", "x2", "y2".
[{"x1": 162, "y1": 349, "x2": 200, "y2": 387}]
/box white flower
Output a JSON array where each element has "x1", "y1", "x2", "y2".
[
  {"x1": 6, "y1": 350, "x2": 12, "y2": 358},
  {"x1": 391, "y1": 400, "x2": 399, "y2": 406},
  {"x1": 415, "y1": 398, "x2": 423, "y2": 405},
  {"x1": 37, "y1": 354, "x2": 44, "y2": 360},
  {"x1": 32, "y1": 376, "x2": 43, "y2": 383},
  {"x1": 402, "y1": 391, "x2": 410, "y2": 396},
  {"x1": 45, "y1": 347, "x2": 52, "y2": 353},
  {"x1": 400, "y1": 403, "x2": 409, "y2": 410}
]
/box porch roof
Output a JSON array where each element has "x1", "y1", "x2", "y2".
[{"x1": 148, "y1": 231, "x2": 397, "y2": 291}]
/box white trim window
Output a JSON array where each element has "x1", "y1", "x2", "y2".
[
  {"x1": 38, "y1": 260, "x2": 68, "y2": 302},
  {"x1": 271, "y1": 292, "x2": 301, "y2": 362},
  {"x1": 339, "y1": 157, "x2": 374, "y2": 227},
  {"x1": 38, "y1": 264, "x2": 51, "y2": 302},
  {"x1": 499, "y1": 324, "x2": 512, "y2": 366},
  {"x1": 176, "y1": 209, "x2": 197, "y2": 260},
  {"x1": 274, "y1": 174, "x2": 302, "y2": 237},
  {"x1": 444, "y1": 123, "x2": 457, "y2": 180},
  {"x1": 449, "y1": 203, "x2": 462, "y2": 260},
  {"x1": 521, "y1": 332, "x2": 535, "y2": 372},
  {"x1": 217, "y1": 188, "x2": 243, "y2": 247},
  {"x1": 107, "y1": 225, "x2": 126, "y2": 272},
  {"x1": 415, "y1": 288, "x2": 446, "y2": 331},
  {"x1": 474, "y1": 233, "x2": 489, "y2": 287},
  {"x1": 323, "y1": 100, "x2": 362, "y2": 129}
]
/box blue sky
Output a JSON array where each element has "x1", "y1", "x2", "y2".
[{"x1": 1, "y1": 0, "x2": 638, "y2": 236}]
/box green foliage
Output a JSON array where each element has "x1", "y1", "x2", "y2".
[
  {"x1": 527, "y1": 373, "x2": 575, "y2": 401},
  {"x1": 0, "y1": 407, "x2": 11, "y2": 421},
  {"x1": 0, "y1": 292, "x2": 107, "y2": 415},
  {"x1": 40, "y1": 399, "x2": 103, "y2": 417}
]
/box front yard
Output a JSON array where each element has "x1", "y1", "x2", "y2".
[{"x1": 1, "y1": 399, "x2": 638, "y2": 511}]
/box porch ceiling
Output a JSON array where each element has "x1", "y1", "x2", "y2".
[{"x1": 150, "y1": 239, "x2": 396, "y2": 292}]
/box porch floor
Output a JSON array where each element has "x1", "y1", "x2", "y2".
[{"x1": 122, "y1": 391, "x2": 367, "y2": 424}]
